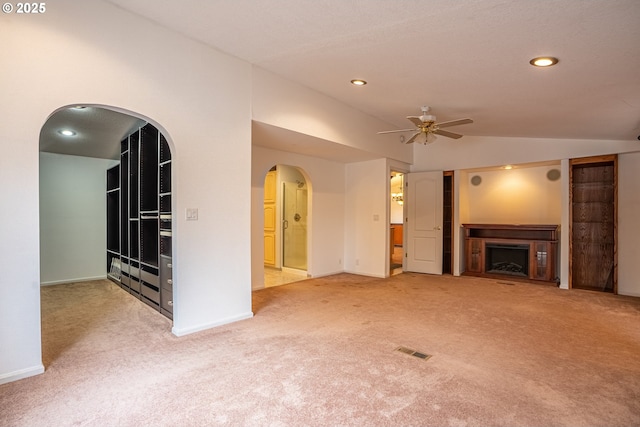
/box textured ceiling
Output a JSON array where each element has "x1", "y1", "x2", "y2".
[
  {"x1": 42, "y1": 0, "x2": 640, "y2": 160},
  {"x1": 106, "y1": 0, "x2": 640, "y2": 141}
]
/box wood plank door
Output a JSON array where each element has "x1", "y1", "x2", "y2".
[
  {"x1": 405, "y1": 171, "x2": 443, "y2": 275},
  {"x1": 570, "y1": 156, "x2": 617, "y2": 292}
]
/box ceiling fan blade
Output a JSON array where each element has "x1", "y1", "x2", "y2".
[
  {"x1": 405, "y1": 132, "x2": 422, "y2": 144},
  {"x1": 434, "y1": 129, "x2": 463, "y2": 139},
  {"x1": 406, "y1": 116, "x2": 425, "y2": 127},
  {"x1": 436, "y1": 118, "x2": 473, "y2": 129},
  {"x1": 377, "y1": 128, "x2": 417, "y2": 135}
]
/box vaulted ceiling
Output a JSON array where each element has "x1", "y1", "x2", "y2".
[
  {"x1": 106, "y1": 0, "x2": 640, "y2": 140},
  {"x1": 41, "y1": 0, "x2": 640, "y2": 160}
]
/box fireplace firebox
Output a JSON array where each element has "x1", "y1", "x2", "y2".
[
  {"x1": 463, "y1": 224, "x2": 558, "y2": 284},
  {"x1": 485, "y1": 243, "x2": 529, "y2": 277}
]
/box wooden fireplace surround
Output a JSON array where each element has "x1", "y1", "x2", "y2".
[{"x1": 462, "y1": 224, "x2": 559, "y2": 284}]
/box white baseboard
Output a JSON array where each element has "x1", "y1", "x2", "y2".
[
  {"x1": 40, "y1": 275, "x2": 107, "y2": 286},
  {"x1": 343, "y1": 269, "x2": 386, "y2": 278},
  {"x1": 309, "y1": 269, "x2": 345, "y2": 278},
  {"x1": 618, "y1": 289, "x2": 640, "y2": 297},
  {"x1": 171, "y1": 311, "x2": 254, "y2": 337},
  {"x1": 0, "y1": 364, "x2": 45, "y2": 385}
]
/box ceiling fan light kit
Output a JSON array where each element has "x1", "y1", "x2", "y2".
[{"x1": 378, "y1": 106, "x2": 473, "y2": 144}]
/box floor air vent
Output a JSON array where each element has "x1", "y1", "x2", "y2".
[
  {"x1": 395, "y1": 346, "x2": 432, "y2": 361},
  {"x1": 497, "y1": 281, "x2": 516, "y2": 286}
]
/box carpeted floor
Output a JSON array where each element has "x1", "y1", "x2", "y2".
[{"x1": 1, "y1": 273, "x2": 639, "y2": 426}]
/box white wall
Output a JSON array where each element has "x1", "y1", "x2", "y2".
[
  {"x1": 1, "y1": 0, "x2": 253, "y2": 384},
  {"x1": 251, "y1": 145, "x2": 346, "y2": 289},
  {"x1": 412, "y1": 135, "x2": 640, "y2": 171},
  {"x1": 252, "y1": 68, "x2": 413, "y2": 164},
  {"x1": 459, "y1": 164, "x2": 562, "y2": 225},
  {"x1": 618, "y1": 152, "x2": 640, "y2": 297},
  {"x1": 345, "y1": 159, "x2": 389, "y2": 277},
  {"x1": 39, "y1": 153, "x2": 118, "y2": 285}
]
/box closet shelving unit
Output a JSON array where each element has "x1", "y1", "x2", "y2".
[
  {"x1": 106, "y1": 165, "x2": 120, "y2": 280},
  {"x1": 107, "y1": 123, "x2": 173, "y2": 319}
]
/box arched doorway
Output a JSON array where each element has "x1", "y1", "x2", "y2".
[
  {"x1": 39, "y1": 104, "x2": 175, "y2": 365},
  {"x1": 262, "y1": 164, "x2": 310, "y2": 287}
]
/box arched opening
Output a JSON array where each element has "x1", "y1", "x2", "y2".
[
  {"x1": 39, "y1": 104, "x2": 174, "y2": 365},
  {"x1": 262, "y1": 164, "x2": 310, "y2": 287}
]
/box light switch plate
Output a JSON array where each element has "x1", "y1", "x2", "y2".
[{"x1": 186, "y1": 208, "x2": 198, "y2": 221}]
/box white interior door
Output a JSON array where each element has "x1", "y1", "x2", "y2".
[{"x1": 405, "y1": 171, "x2": 443, "y2": 274}]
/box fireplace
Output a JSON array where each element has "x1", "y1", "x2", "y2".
[
  {"x1": 463, "y1": 224, "x2": 559, "y2": 284},
  {"x1": 485, "y1": 243, "x2": 529, "y2": 277}
]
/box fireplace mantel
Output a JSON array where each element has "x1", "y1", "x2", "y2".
[{"x1": 462, "y1": 224, "x2": 559, "y2": 284}]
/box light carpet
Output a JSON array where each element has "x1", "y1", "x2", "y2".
[{"x1": 1, "y1": 273, "x2": 639, "y2": 426}]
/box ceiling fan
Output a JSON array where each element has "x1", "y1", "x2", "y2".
[{"x1": 378, "y1": 106, "x2": 473, "y2": 144}]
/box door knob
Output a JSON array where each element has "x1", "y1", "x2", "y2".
[{"x1": 434, "y1": 226, "x2": 441, "y2": 230}]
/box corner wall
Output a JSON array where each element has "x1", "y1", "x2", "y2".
[
  {"x1": 344, "y1": 158, "x2": 389, "y2": 277},
  {"x1": 251, "y1": 145, "x2": 346, "y2": 289},
  {"x1": 618, "y1": 151, "x2": 640, "y2": 296},
  {"x1": 1, "y1": 0, "x2": 252, "y2": 383}
]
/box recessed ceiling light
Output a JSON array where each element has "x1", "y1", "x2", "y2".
[
  {"x1": 350, "y1": 79, "x2": 367, "y2": 86},
  {"x1": 59, "y1": 129, "x2": 76, "y2": 137},
  {"x1": 504, "y1": 165, "x2": 513, "y2": 170},
  {"x1": 529, "y1": 57, "x2": 559, "y2": 67}
]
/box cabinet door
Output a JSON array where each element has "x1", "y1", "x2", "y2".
[
  {"x1": 264, "y1": 170, "x2": 277, "y2": 203},
  {"x1": 393, "y1": 224, "x2": 403, "y2": 246},
  {"x1": 466, "y1": 239, "x2": 483, "y2": 273},
  {"x1": 263, "y1": 170, "x2": 277, "y2": 266},
  {"x1": 264, "y1": 234, "x2": 276, "y2": 265},
  {"x1": 532, "y1": 242, "x2": 550, "y2": 281}
]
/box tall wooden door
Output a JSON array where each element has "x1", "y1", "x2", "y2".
[
  {"x1": 263, "y1": 170, "x2": 277, "y2": 266},
  {"x1": 570, "y1": 156, "x2": 617, "y2": 292},
  {"x1": 405, "y1": 171, "x2": 443, "y2": 275}
]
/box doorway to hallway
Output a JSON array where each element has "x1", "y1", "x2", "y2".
[
  {"x1": 390, "y1": 171, "x2": 404, "y2": 274},
  {"x1": 391, "y1": 170, "x2": 454, "y2": 276}
]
